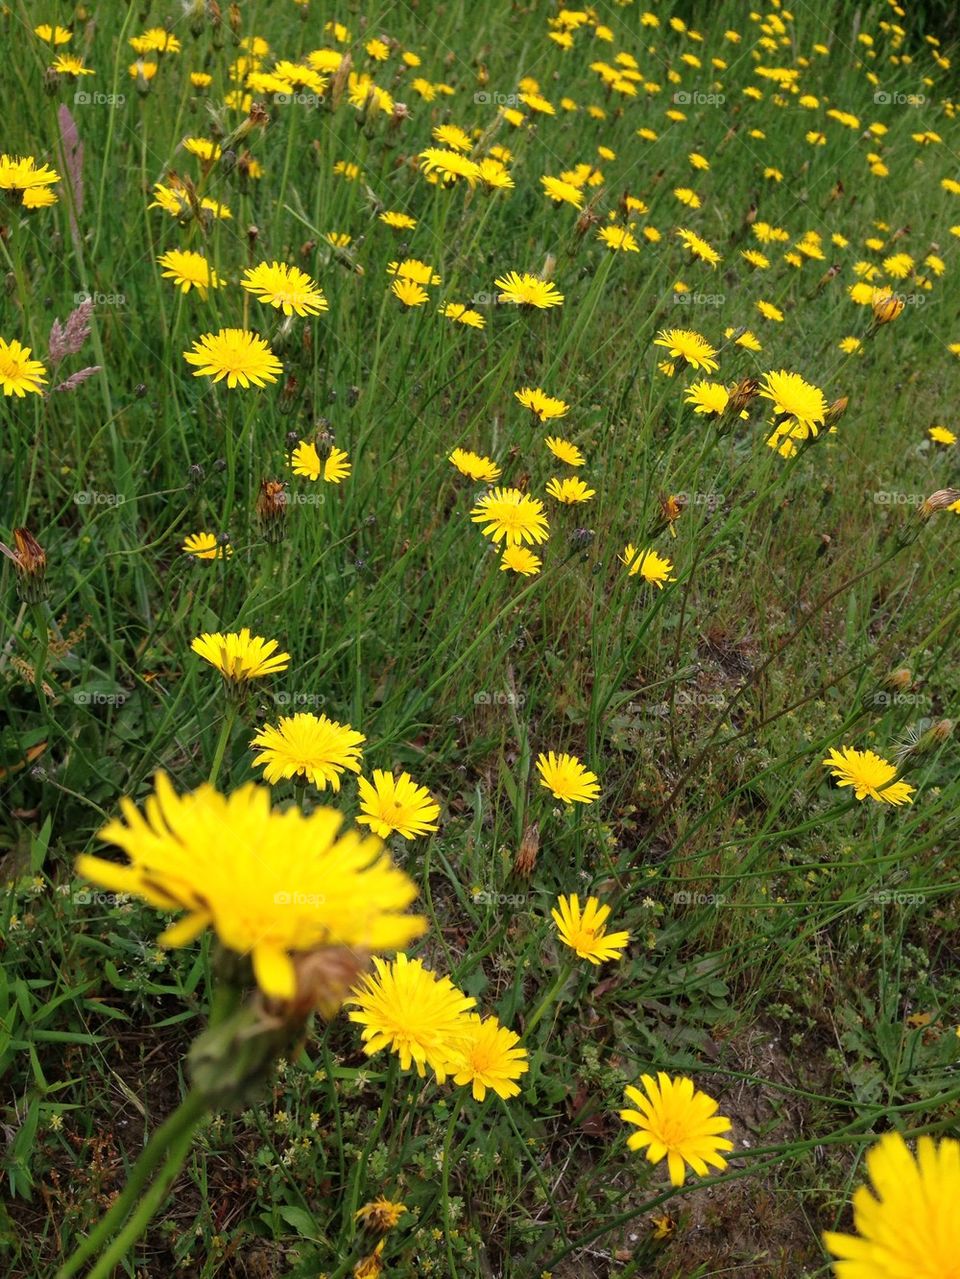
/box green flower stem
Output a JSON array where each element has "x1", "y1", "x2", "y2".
[
  {"x1": 55, "y1": 1088, "x2": 208, "y2": 1279},
  {"x1": 341, "y1": 1057, "x2": 399, "y2": 1246},
  {"x1": 83, "y1": 1115, "x2": 200, "y2": 1279},
  {"x1": 208, "y1": 699, "x2": 240, "y2": 787},
  {"x1": 30, "y1": 602, "x2": 50, "y2": 713},
  {"x1": 524, "y1": 961, "x2": 574, "y2": 1036},
  {"x1": 441, "y1": 1090, "x2": 466, "y2": 1279}
]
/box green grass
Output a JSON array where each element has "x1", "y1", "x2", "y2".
[{"x1": 2, "y1": 0, "x2": 960, "y2": 1275}]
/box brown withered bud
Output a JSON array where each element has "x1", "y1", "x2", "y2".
[
  {"x1": 256, "y1": 479, "x2": 288, "y2": 544},
  {"x1": 279, "y1": 374, "x2": 300, "y2": 414},
  {"x1": 228, "y1": 3, "x2": 241, "y2": 36},
  {"x1": 824, "y1": 397, "x2": 849, "y2": 428},
  {"x1": 284, "y1": 947, "x2": 371, "y2": 1021},
  {"x1": 919, "y1": 488, "x2": 960, "y2": 521},
  {"x1": 314, "y1": 425, "x2": 335, "y2": 459},
  {"x1": 513, "y1": 822, "x2": 540, "y2": 878},
  {"x1": 221, "y1": 103, "x2": 268, "y2": 154},
  {"x1": 328, "y1": 51, "x2": 352, "y2": 110},
  {"x1": 389, "y1": 101, "x2": 412, "y2": 131},
  {"x1": 574, "y1": 207, "x2": 601, "y2": 239},
  {"x1": 727, "y1": 376, "x2": 759, "y2": 416},
  {"x1": 883, "y1": 668, "x2": 913, "y2": 692},
  {"x1": 930, "y1": 718, "x2": 954, "y2": 743},
  {"x1": 1, "y1": 528, "x2": 49, "y2": 604}
]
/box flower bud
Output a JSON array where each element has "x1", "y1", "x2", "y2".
[
  {"x1": 1, "y1": 528, "x2": 49, "y2": 604},
  {"x1": 871, "y1": 290, "x2": 904, "y2": 325},
  {"x1": 256, "y1": 479, "x2": 288, "y2": 545}
]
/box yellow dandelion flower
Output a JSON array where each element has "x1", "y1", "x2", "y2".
[
  {"x1": 250, "y1": 713, "x2": 365, "y2": 791},
  {"x1": 471, "y1": 488, "x2": 549, "y2": 546},
  {"x1": 620, "y1": 1074, "x2": 734, "y2": 1186},
  {"x1": 499, "y1": 546, "x2": 542, "y2": 575},
  {"x1": 552, "y1": 894, "x2": 630, "y2": 963},
  {"x1": 357, "y1": 770, "x2": 441, "y2": 840},
  {"x1": 347, "y1": 954, "x2": 475, "y2": 1078},
  {"x1": 535, "y1": 751, "x2": 600, "y2": 805},
  {"x1": 515, "y1": 386, "x2": 569, "y2": 422},
  {"x1": 822, "y1": 746, "x2": 914, "y2": 805},
  {"x1": 545, "y1": 476, "x2": 595, "y2": 504},
  {"x1": 241, "y1": 262, "x2": 328, "y2": 317},
  {"x1": 158, "y1": 249, "x2": 223, "y2": 298}
]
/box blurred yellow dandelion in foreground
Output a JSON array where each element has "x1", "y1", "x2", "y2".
[
  {"x1": 75, "y1": 775, "x2": 425, "y2": 1001},
  {"x1": 823, "y1": 1133, "x2": 960, "y2": 1278}
]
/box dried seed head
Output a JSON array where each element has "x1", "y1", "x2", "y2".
[
  {"x1": 824, "y1": 396, "x2": 849, "y2": 427},
  {"x1": 513, "y1": 821, "x2": 540, "y2": 878},
  {"x1": 256, "y1": 479, "x2": 288, "y2": 543},
  {"x1": 1, "y1": 528, "x2": 49, "y2": 604}
]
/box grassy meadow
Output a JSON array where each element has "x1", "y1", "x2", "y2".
[{"x1": 2, "y1": 0, "x2": 960, "y2": 1275}]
